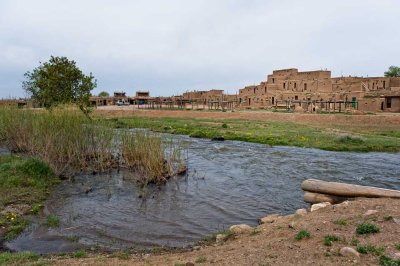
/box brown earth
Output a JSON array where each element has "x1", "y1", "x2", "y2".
[
  {"x1": 94, "y1": 107, "x2": 400, "y2": 132},
  {"x1": 49, "y1": 198, "x2": 400, "y2": 266}
]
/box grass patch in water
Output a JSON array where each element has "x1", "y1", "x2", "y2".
[{"x1": 44, "y1": 214, "x2": 60, "y2": 228}]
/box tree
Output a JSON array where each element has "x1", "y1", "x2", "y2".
[
  {"x1": 98, "y1": 91, "x2": 110, "y2": 97},
  {"x1": 384, "y1": 66, "x2": 400, "y2": 77},
  {"x1": 23, "y1": 56, "x2": 97, "y2": 115}
]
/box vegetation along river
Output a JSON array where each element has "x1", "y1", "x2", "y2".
[{"x1": 5, "y1": 133, "x2": 400, "y2": 254}]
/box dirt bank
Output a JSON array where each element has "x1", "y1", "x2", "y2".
[
  {"x1": 48, "y1": 197, "x2": 400, "y2": 266},
  {"x1": 94, "y1": 108, "x2": 400, "y2": 132}
]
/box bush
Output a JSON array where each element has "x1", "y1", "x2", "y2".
[
  {"x1": 195, "y1": 256, "x2": 207, "y2": 263},
  {"x1": 356, "y1": 223, "x2": 380, "y2": 235},
  {"x1": 295, "y1": 229, "x2": 310, "y2": 240},
  {"x1": 356, "y1": 244, "x2": 384, "y2": 256},
  {"x1": 324, "y1": 235, "x2": 340, "y2": 246}
]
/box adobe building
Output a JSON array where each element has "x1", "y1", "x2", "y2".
[{"x1": 238, "y1": 68, "x2": 400, "y2": 112}]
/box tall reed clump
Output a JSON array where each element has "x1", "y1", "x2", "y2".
[
  {"x1": 0, "y1": 108, "x2": 114, "y2": 176},
  {"x1": 0, "y1": 108, "x2": 186, "y2": 184},
  {"x1": 121, "y1": 130, "x2": 186, "y2": 185}
]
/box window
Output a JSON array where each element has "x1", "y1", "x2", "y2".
[
  {"x1": 304, "y1": 83, "x2": 307, "y2": 90},
  {"x1": 272, "y1": 78, "x2": 275, "y2": 83},
  {"x1": 272, "y1": 97, "x2": 275, "y2": 104},
  {"x1": 254, "y1": 88, "x2": 256, "y2": 94},
  {"x1": 294, "y1": 82, "x2": 297, "y2": 89},
  {"x1": 295, "y1": 95, "x2": 298, "y2": 100},
  {"x1": 283, "y1": 83, "x2": 286, "y2": 89},
  {"x1": 387, "y1": 97, "x2": 392, "y2": 108},
  {"x1": 383, "y1": 81, "x2": 386, "y2": 88}
]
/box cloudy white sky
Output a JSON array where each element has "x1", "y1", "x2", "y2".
[{"x1": 0, "y1": 0, "x2": 399, "y2": 98}]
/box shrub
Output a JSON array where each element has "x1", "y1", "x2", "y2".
[
  {"x1": 195, "y1": 256, "x2": 207, "y2": 263},
  {"x1": 356, "y1": 223, "x2": 380, "y2": 235},
  {"x1": 356, "y1": 244, "x2": 384, "y2": 256},
  {"x1": 379, "y1": 255, "x2": 400, "y2": 266},
  {"x1": 295, "y1": 229, "x2": 311, "y2": 240},
  {"x1": 333, "y1": 219, "x2": 350, "y2": 226},
  {"x1": 324, "y1": 235, "x2": 340, "y2": 246}
]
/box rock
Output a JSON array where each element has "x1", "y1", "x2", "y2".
[
  {"x1": 229, "y1": 224, "x2": 253, "y2": 234},
  {"x1": 310, "y1": 202, "x2": 331, "y2": 212},
  {"x1": 216, "y1": 234, "x2": 227, "y2": 244},
  {"x1": 288, "y1": 221, "x2": 296, "y2": 229},
  {"x1": 192, "y1": 246, "x2": 201, "y2": 251},
  {"x1": 393, "y1": 218, "x2": 400, "y2": 225},
  {"x1": 335, "y1": 200, "x2": 349, "y2": 208},
  {"x1": 363, "y1": 210, "x2": 378, "y2": 216},
  {"x1": 340, "y1": 247, "x2": 360, "y2": 258},
  {"x1": 259, "y1": 214, "x2": 281, "y2": 224},
  {"x1": 393, "y1": 253, "x2": 400, "y2": 260},
  {"x1": 295, "y1": 208, "x2": 307, "y2": 216}
]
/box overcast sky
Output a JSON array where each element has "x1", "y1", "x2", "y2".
[{"x1": 0, "y1": 0, "x2": 399, "y2": 98}]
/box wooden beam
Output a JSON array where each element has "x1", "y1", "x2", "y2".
[{"x1": 302, "y1": 179, "x2": 400, "y2": 198}]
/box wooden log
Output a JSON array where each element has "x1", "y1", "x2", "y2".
[
  {"x1": 302, "y1": 179, "x2": 400, "y2": 198},
  {"x1": 304, "y1": 192, "x2": 347, "y2": 204}
]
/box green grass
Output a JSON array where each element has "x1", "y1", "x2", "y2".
[
  {"x1": 195, "y1": 256, "x2": 207, "y2": 263},
  {"x1": 106, "y1": 116, "x2": 400, "y2": 152},
  {"x1": 379, "y1": 255, "x2": 400, "y2": 266},
  {"x1": 0, "y1": 155, "x2": 59, "y2": 241},
  {"x1": 0, "y1": 251, "x2": 39, "y2": 265},
  {"x1": 323, "y1": 234, "x2": 340, "y2": 246},
  {"x1": 356, "y1": 223, "x2": 380, "y2": 235},
  {"x1": 295, "y1": 229, "x2": 311, "y2": 240},
  {"x1": 356, "y1": 244, "x2": 385, "y2": 256},
  {"x1": 333, "y1": 219, "x2": 350, "y2": 226},
  {"x1": 44, "y1": 214, "x2": 60, "y2": 228},
  {"x1": 73, "y1": 249, "x2": 87, "y2": 258}
]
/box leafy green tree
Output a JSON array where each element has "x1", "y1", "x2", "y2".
[
  {"x1": 23, "y1": 56, "x2": 97, "y2": 115},
  {"x1": 384, "y1": 66, "x2": 400, "y2": 77},
  {"x1": 98, "y1": 91, "x2": 110, "y2": 97}
]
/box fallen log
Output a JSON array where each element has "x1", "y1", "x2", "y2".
[
  {"x1": 302, "y1": 179, "x2": 400, "y2": 198},
  {"x1": 303, "y1": 192, "x2": 347, "y2": 204}
]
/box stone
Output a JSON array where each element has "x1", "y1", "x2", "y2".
[
  {"x1": 260, "y1": 214, "x2": 281, "y2": 224},
  {"x1": 229, "y1": 224, "x2": 253, "y2": 234},
  {"x1": 295, "y1": 208, "x2": 307, "y2": 216},
  {"x1": 288, "y1": 221, "x2": 296, "y2": 229},
  {"x1": 310, "y1": 202, "x2": 331, "y2": 212},
  {"x1": 216, "y1": 234, "x2": 227, "y2": 244},
  {"x1": 340, "y1": 247, "x2": 360, "y2": 258},
  {"x1": 335, "y1": 200, "x2": 349, "y2": 208},
  {"x1": 393, "y1": 253, "x2": 400, "y2": 260},
  {"x1": 393, "y1": 218, "x2": 400, "y2": 225},
  {"x1": 363, "y1": 210, "x2": 378, "y2": 216},
  {"x1": 192, "y1": 246, "x2": 201, "y2": 251}
]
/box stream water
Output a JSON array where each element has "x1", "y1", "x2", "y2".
[{"x1": 5, "y1": 134, "x2": 400, "y2": 254}]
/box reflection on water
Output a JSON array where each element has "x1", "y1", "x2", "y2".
[{"x1": 6, "y1": 135, "x2": 400, "y2": 253}]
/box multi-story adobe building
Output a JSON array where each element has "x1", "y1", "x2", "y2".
[{"x1": 239, "y1": 68, "x2": 400, "y2": 112}]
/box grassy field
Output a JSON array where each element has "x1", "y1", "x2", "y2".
[{"x1": 107, "y1": 116, "x2": 400, "y2": 152}]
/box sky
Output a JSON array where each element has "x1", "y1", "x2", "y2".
[{"x1": 0, "y1": 0, "x2": 399, "y2": 98}]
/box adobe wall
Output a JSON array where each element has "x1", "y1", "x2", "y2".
[{"x1": 238, "y1": 68, "x2": 400, "y2": 112}]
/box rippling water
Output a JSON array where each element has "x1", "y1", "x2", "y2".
[{"x1": 6, "y1": 135, "x2": 400, "y2": 253}]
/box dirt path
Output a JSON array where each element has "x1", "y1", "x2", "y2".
[{"x1": 51, "y1": 198, "x2": 400, "y2": 266}]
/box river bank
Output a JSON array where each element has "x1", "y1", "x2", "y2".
[
  {"x1": 96, "y1": 109, "x2": 400, "y2": 152},
  {"x1": 3, "y1": 197, "x2": 399, "y2": 265}
]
